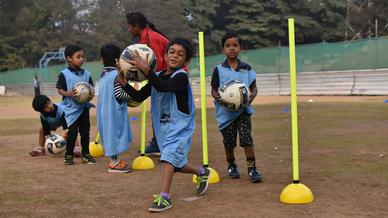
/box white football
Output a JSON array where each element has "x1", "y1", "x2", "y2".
[
  {"x1": 218, "y1": 80, "x2": 250, "y2": 111},
  {"x1": 119, "y1": 44, "x2": 156, "y2": 82}
]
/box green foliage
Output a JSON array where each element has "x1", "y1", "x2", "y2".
[{"x1": 0, "y1": 0, "x2": 385, "y2": 71}]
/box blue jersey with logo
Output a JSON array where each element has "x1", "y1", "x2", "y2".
[
  {"x1": 41, "y1": 103, "x2": 64, "y2": 129},
  {"x1": 151, "y1": 69, "x2": 195, "y2": 168}
]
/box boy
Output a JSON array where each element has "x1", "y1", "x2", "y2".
[
  {"x1": 97, "y1": 44, "x2": 132, "y2": 173},
  {"x1": 30, "y1": 95, "x2": 81, "y2": 157},
  {"x1": 56, "y1": 44, "x2": 95, "y2": 165},
  {"x1": 120, "y1": 38, "x2": 210, "y2": 212},
  {"x1": 211, "y1": 32, "x2": 263, "y2": 183}
]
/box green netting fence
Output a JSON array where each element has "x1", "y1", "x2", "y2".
[{"x1": 1, "y1": 37, "x2": 388, "y2": 85}]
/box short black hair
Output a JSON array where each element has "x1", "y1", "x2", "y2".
[
  {"x1": 64, "y1": 45, "x2": 83, "y2": 60},
  {"x1": 221, "y1": 32, "x2": 242, "y2": 47},
  {"x1": 166, "y1": 38, "x2": 194, "y2": 62},
  {"x1": 32, "y1": 95, "x2": 50, "y2": 112},
  {"x1": 100, "y1": 44, "x2": 121, "y2": 67}
]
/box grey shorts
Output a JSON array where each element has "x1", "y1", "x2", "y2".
[{"x1": 220, "y1": 112, "x2": 253, "y2": 149}]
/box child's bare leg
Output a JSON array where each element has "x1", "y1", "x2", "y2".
[
  {"x1": 225, "y1": 147, "x2": 235, "y2": 162},
  {"x1": 179, "y1": 163, "x2": 204, "y2": 175},
  {"x1": 161, "y1": 162, "x2": 174, "y2": 194},
  {"x1": 243, "y1": 145, "x2": 255, "y2": 158}
]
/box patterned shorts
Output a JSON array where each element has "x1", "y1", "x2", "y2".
[{"x1": 220, "y1": 112, "x2": 253, "y2": 149}]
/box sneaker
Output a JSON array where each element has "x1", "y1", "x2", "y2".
[
  {"x1": 196, "y1": 168, "x2": 210, "y2": 195},
  {"x1": 137, "y1": 143, "x2": 161, "y2": 156},
  {"x1": 64, "y1": 155, "x2": 74, "y2": 165},
  {"x1": 82, "y1": 154, "x2": 96, "y2": 165},
  {"x1": 248, "y1": 167, "x2": 263, "y2": 183},
  {"x1": 30, "y1": 147, "x2": 45, "y2": 156},
  {"x1": 148, "y1": 194, "x2": 172, "y2": 212},
  {"x1": 108, "y1": 160, "x2": 131, "y2": 173},
  {"x1": 227, "y1": 163, "x2": 240, "y2": 178}
]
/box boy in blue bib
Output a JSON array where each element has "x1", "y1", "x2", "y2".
[
  {"x1": 31, "y1": 95, "x2": 82, "y2": 157},
  {"x1": 97, "y1": 44, "x2": 132, "y2": 173},
  {"x1": 123, "y1": 38, "x2": 210, "y2": 212},
  {"x1": 56, "y1": 45, "x2": 95, "y2": 165},
  {"x1": 211, "y1": 33, "x2": 263, "y2": 183}
]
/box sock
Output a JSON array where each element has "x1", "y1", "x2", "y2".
[
  {"x1": 227, "y1": 158, "x2": 235, "y2": 165},
  {"x1": 111, "y1": 155, "x2": 119, "y2": 165},
  {"x1": 160, "y1": 192, "x2": 170, "y2": 199},
  {"x1": 197, "y1": 167, "x2": 205, "y2": 176},
  {"x1": 247, "y1": 156, "x2": 256, "y2": 168}
]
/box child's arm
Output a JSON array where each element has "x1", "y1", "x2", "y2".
[
  {"x1": 147, "y1": 71, "x2": 188, "y2": 93},
  {"x1": 41, "y1": 117, "x2": 52, "y2": 137},
  {"x1": 56, "y1": 73, "x2": 77, "y2": 97},
  {"x1": 249, "y1": 80, "x2": 258, "y2": 104},
  {"x1": 57, "y1": 88, "x2": 77, "y2": 97},
  {"x1": 60, "y1": 114, "x2": 68, "y2": 139},
  {"x1": 115, "y1": 73, "x2": 150, "y2": 102},
  {"x1": 210, "y1": 67, "x2": 221, "y2": 101}
]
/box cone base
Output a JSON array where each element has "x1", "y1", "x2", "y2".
[
  {"x1": 132, "y1": 156, "x2": 155, "y2": 170},
  {"x1": 192, "y1": 167, "x2": 220, "y2": 184},
  {"x1": 89, "y1": 142, "x2": 104, "y2": 158},
  {"x1": 280, "y1": 183, "x2": 314, "y2": 204}
]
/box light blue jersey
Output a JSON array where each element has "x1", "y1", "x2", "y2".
[
  {"x1": 214, "y1": 63, "x2": 256, "y2": 130},
  {"x1": 41, "y1": 103, "x2": 64, "y2": 129},
  {"x1": 151, "y1": 70, "x2": 195, "y2": 168},
  {"x1": 97, "y1": 69, "x2": 132, "y2": 157},
  {"x1": 60, "y1": 68, "x2": 92, "y2": 126}
]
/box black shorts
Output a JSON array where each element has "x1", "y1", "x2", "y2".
[{"x1": 220, "y1": 112, "x2": 253, "y2": 149}]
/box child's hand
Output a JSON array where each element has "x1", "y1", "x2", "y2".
[
  {"x1": 117, "y1": 72, "x2": 128, "y2": 86},
  {"x1": 129, "y1": 50, "x2": 150, "y2": 76},
  {"x1": 61, "y1": 130, "x2": 68, "y2": 140},
  {"x1": 249, "y1": 93, "x2": 255, "y2": 104},
  {"x1": 70, "y1": 88, "x2": 78, "y2": 97}
]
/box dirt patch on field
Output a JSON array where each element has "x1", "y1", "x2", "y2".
[{"x1": 0, "y1": 96, "x2": 388, "y2": 217}]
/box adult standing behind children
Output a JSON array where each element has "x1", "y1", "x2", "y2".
[
  {"x1": 126, "y1": 11, "x2": 169, "y2": 156},
  {"x1": 56, "y1": 45, "x2": 96, "y2": 165},
  {"x1": 211, "y1": 32, "x2": 263, "y2": 183}
]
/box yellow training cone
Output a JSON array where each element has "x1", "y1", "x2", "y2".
[
  {"x1": 280, "y1": 183, "x2": 314, "y2": 204},
  {"x1": 132, "y1": 155, "x2": 154, "y2": 170},
  {"x1": 192, "y1": 167, "x2": 220, "y2": 184},
  {"x1": 89, "y1": 133, "x2": 104, "y2": 158}
]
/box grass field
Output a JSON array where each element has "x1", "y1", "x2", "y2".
[{"x1": 0, "y1": 96, "x2": 387, "y2": 217}]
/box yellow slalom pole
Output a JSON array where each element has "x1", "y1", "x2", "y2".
[
  {"x1": 192, "y1": 32, "x2": 220, "y2": 184},
  {"x1": 280, "y1": 18, "x2": 313, "y2": 204},
  {"x1": 132, "y1": 81, "x2": 154, "y2": 170},
  {"x1": 140, "y1": 82, "x2": 147, "y2": 154},
  {"x1": 199, "y1": 32, "x2": 209, "y2": 167},
  {"x1": 289, "y1": 18, "x2": 300, "y2": 182}
]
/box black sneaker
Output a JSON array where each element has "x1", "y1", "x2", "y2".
[
  {"x1": 64, "y1": 155, "x2": 74, "y2": 165},
  {"x1": 196, "y1": 168, "x2": 210, "y2": 195},
  {"x1": 227, "y1": 163, "x2": 240, "y2": 178},
  {"x1": 148, "y1": 194, "x2": 172, "y2": 212},
  {"x1": 248, "y1": 167, "x2": 263, "y2": 183},
  {"x1": 82, "y1": 154, "x2": 96, "y2": 165}
]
